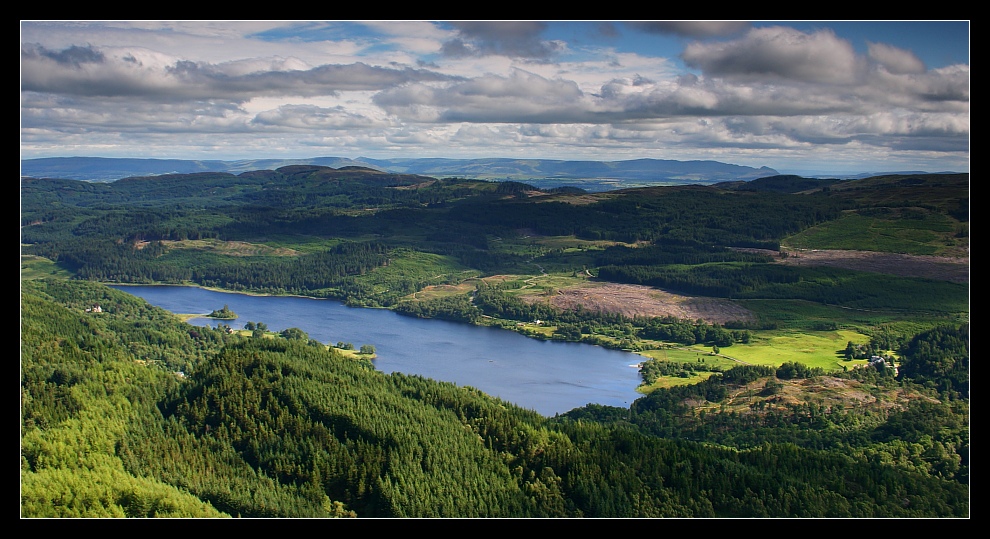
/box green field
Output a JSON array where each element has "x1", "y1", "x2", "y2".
[
  {"x1": 631, "y1": 328, "x2": 874, "y2": 392},
  {"x1": 737, "y1": 298, "x2": 965, "y2": 336},
  {"x1": 713, "y1": 329, "x2": 871, "y2": 369},
  {"x1": 20, "y1": 254, "x2": 73, "y2": 280},
  {"x1": 784, "y1": 209, "x2": 968, "y2": 256}
]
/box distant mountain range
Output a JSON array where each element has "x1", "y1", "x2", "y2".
[{"x1": 20, "y1": 156, "x2": 781, "y2": 185}]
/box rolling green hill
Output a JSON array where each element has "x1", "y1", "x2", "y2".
[
  {"x1": 21, "y1": 156, "x2": 780, "y2": 184},
  {"x1": 21, "y1": 279, "x2": 969, "y2": 517},
  {"x1": 21, "y1": 166, "x2": 968, "y2": 517}
]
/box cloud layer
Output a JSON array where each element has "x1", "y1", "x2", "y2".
[{"x1": 20, "y1": 21, "x2": 969, "y2": 174}]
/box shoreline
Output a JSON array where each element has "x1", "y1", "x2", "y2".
[{"x1": 104, "y1": 281, "x2": 395, "y2": 309}]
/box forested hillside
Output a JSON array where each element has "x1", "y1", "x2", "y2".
[
  {"x1": 21, "y1": 166, "x2": 968, "y2": 517},
  {"x1": 20, "y1": 168, "x2": 966, "y2": 304},
  {"x1": 20, "y1": 156, "x2": 780, "y2": 184},
  {"x1": 21, "y1": 279, "x2": 969, "y2": 517},
  {"x1": 20, "y1": 168, "x2": 968, "y2": 352}
]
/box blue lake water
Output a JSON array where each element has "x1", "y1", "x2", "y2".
[{"x1": 110, "y1": 285, "x2": 644, "y2": 416}]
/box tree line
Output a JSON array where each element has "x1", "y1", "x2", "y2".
[{"x1": 22, "y1": 279, "x2": 968, "y2": 517}]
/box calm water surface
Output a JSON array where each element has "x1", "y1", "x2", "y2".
[{"x1": 110, "y1": 285, "x2": 644, "y2": 416}]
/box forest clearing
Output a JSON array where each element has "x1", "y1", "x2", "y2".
[{"x1": 517, "y1": 247, "x2": 967, "y2": 324}]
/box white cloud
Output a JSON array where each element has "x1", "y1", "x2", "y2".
[
  {"x1": 358, "y1": 20, "x2": 452, "y2": 53},
  {"x1": 682, "y1": 26, "x2": 862, "y2": 84},
  {"x1": 19, "y1": 21, "x2": 970, "y2": 173},
  {"x1": 374, "y1": 69, "x2": 595, "y2": 123},
  {"x1": 252, "y1": 104, "x2": 393, "y2": 130},
  {"x1": 441, "y1": 21, "x2": 562, "y2": 60},
  {"x1": 867, "y1": 42, "x2": 926, "y2": 74}
]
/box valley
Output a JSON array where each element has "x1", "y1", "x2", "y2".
[{"x1": 20, "y1": 166, "x2": 969, "y2": 518}]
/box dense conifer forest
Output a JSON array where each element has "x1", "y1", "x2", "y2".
[
  {"x1": 21, "y1": 167, "x2": 968, "y2": 517},
  {"x1": 20, "y1": 280, "x2": 969, "y2": 517}
]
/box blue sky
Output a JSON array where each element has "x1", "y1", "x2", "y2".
[{"x1": 20, "y1": 21, "x2": 969, "y2": 175}]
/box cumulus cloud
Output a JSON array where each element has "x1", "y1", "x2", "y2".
[
  {"x1": 682, "y1": 26, "x2": 862, "y2": 84},
  {"x1": 32, "y1": 44, "x2": 106, "y2": 67},
  {"x1": 211, "y1": 62, "x2": 455, "y2": 96},
  {"x1": 22, "y1": 43, "x2": 459, "y2": 101},
  {"x1": 593, "y1": 74, "x2": 852, "y2": 121},
  {"x1": 374, "y1": 69, "x2": 594, "y2": 123},
  {"x1": 626, "y1": 21, "x2": 750, "y2": 38},
  {"x1": 867, "y1": 42, "x2": 926, "y2": 74},
  {"x1": 385, "y1": 128, "x2": 445, "y2": 145},
  {"x1": 20, "y1": 93, "x2": 254, "y2": 135},
  {"x1": 19, "y1": 21, "x2": 969, "y2": 172},
  {"x1": 440, "y1": 21, "x2": 563, "y2": 60},
  {"x1": 828, "y1": 60, "x2": 970, "y2": 116},
  {"x1": 252, "y1": 104, "x2": 393, "y2": 130},
  {"x1": 22, "y1": 43, "x2": 181, "y2": 98},
  {"x1": 916, "y1": 64, "x2": 970, "y2": 103},
  {"x1": 451, "y1": 123, "x2": 501, "y2": 143}
]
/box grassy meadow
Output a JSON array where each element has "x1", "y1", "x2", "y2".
[
  {"x1": 20, "y1": 254, "x2": 73, "y2": 280},
  {"x1": 784, "y1": 209, "x2": 968, "y2": 257}
]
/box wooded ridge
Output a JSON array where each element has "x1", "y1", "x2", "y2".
[{"x1": 20, "y1": 166, "x2": 969, "y2": 517}]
